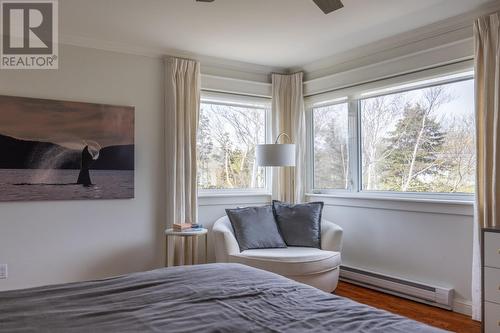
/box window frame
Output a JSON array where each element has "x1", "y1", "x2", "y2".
[
  {"x1": 306, "y1": 67, "x2": 475, "y2": 202},
  {"x1": 308, "y1": 98, "x2": 353, "y2": 192},
  {"x1": 198, "y1": 91, "x2": 272, "y2": 196}
]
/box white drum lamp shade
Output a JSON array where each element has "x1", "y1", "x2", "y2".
[
  {"x1": 256, "y1": 144, "x2": 295, "y2": 166},
  {"x1": 256, "y1": 133, "x2": 296, "y2": 167}
]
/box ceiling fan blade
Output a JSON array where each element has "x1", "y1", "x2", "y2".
[
  {"x1": 312, "y1": 0, "x2": 344, "y2": 14},
  {"x1": 195, "y1": 0, "x2": 343, "y2": 14}
]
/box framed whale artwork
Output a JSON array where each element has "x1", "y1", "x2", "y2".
[{"x1": 0, "y1": 95, "x2": 134, "y2": 201}]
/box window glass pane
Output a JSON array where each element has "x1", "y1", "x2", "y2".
[
  {"x1": 313, "y1": 103, "x2": 349, "y2": 189},
  {"x1": 197, "y1": 102, "x2": 266, "y2": 190},
  {"x1": 360, "y1": 79, "x2": 475, "y2": 193}
]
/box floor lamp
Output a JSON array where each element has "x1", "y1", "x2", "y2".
[{"x1": 256, "y1": 132, "x2": 296, "y2": 167}]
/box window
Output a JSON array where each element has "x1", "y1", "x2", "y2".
[
  {"x1": 197, "y1": 93, "x2": 269, "y2": 191},
  {"x1": 360, "y1": 79, "x2": 475, "y2": 193},
  {"x1": 313, "y1": 103, "x2": 349, "y2": 190},
  {"x1": 309, "y1": 70, "x2": 475, "y2": 198}
]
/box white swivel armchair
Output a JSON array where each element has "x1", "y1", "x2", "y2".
[{"x1": 212, "y1": 215, "x2": 343, "y2": 292}]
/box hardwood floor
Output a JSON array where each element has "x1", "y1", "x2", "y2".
[{"x1": 335, "y1": 281, "x2": 480, "y2": 333}]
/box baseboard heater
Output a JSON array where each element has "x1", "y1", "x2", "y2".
[{"x1": 339, "y1": 266, "x2": 453, "y2": 310}]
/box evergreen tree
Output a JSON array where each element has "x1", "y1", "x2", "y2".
[{"x1": 382, "y1": 102, "x2": 445, "y2": 192}]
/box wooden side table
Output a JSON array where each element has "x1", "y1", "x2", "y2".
[{"x1": 165, "y1": 228, "x2": 208, "y2": 267}]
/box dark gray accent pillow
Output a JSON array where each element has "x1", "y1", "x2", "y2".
[
  {"x1": 272, "y1": 200, "x2": 324, "y2": 248},
  {"x1": 225, "y1": 205, "x2": 287, "y2": 252}
]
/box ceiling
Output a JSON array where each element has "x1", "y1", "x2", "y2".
[{"x1": 60, "y1": 0, "x2": 494, "y2": 68}]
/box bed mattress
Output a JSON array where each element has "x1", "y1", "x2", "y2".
[{"x1": 0, "y1": 263, "x2": 448, "y2": 333}]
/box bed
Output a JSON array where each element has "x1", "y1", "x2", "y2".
[{"x1": 0, "y1": 263, "x2": 447, "y2": 333}]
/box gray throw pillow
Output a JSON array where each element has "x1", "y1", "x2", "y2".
[
  {"x1": 226, "y1": 205, "x2": 287, "y2": 252},
  {"x1": 272, "y1": 200, "x2": 324, "y2": 248}
]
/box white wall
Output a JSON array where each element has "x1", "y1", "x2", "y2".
[
  {"x1": 309, "y1": 195, "x2": 474, "y2": 313},
  {"x1": 0, "y1": 44, "x2": 165, "y2": 291}
]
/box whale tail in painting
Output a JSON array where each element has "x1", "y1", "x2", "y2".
[{"x1": 77, "y1": 145, "x2": 99, "y2": 186}]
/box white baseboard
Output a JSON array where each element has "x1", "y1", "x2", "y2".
[{"x1": 453, "y1": 298, "x2": 472, "y2": 317}]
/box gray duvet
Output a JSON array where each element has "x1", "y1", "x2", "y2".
[{"x1": 0, "y1": 263, "x2": 448, "y2": 333}]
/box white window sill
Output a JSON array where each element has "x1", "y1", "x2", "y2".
[
  {"x1": 198, "y1": 191, "x2": 271, "y2": 207},
  {"x1": 306, "y1": 192, "x2": 474, "y2": 205},
  {"x1": 198, "y1": 191, "x2": 271, "y2": 198},
  {"x1": 306, "y1": 193, "x2": 474, "y2": 216}
]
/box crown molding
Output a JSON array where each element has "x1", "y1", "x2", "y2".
[
  {"x1": 59, "y1": 0, "x2": 500, "y2": 90},
  {"x1": 303, "y1": 38, "x2": 473, "y2": 97},
  {"x1": 297, "y1": 25, "x2": 472, "y2": 82},
  {"x1": 293, "y1": 0, "x2": 500, "y2": 82},
  {"x1": 59, "y1": 34, "x2": 283, "y2": 84}
]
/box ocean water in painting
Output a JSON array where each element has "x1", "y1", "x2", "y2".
[{"x1": 0, "y1": 169, "x2": 134, "y2": 202}]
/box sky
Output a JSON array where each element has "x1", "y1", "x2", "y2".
[
  {"x1": 360, "y1": 78, "x2": 474, "y2": 135},
  {"x1": 437, "y1": 79, "x2": 474, "y2": 119},
  {"x1": 0, "y1": 95, "x2": 134, "y2": 149}
]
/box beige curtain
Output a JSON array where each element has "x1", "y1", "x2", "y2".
[
  {"x1": 271, "y1": 72, "x2": 306, "y2": 203},
  {"x1": 472, "y1": 12, "x2": 500, "y2": 321},
  {"x1": 165, "y1": 57, "x2": 200, "y2": 227}
]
